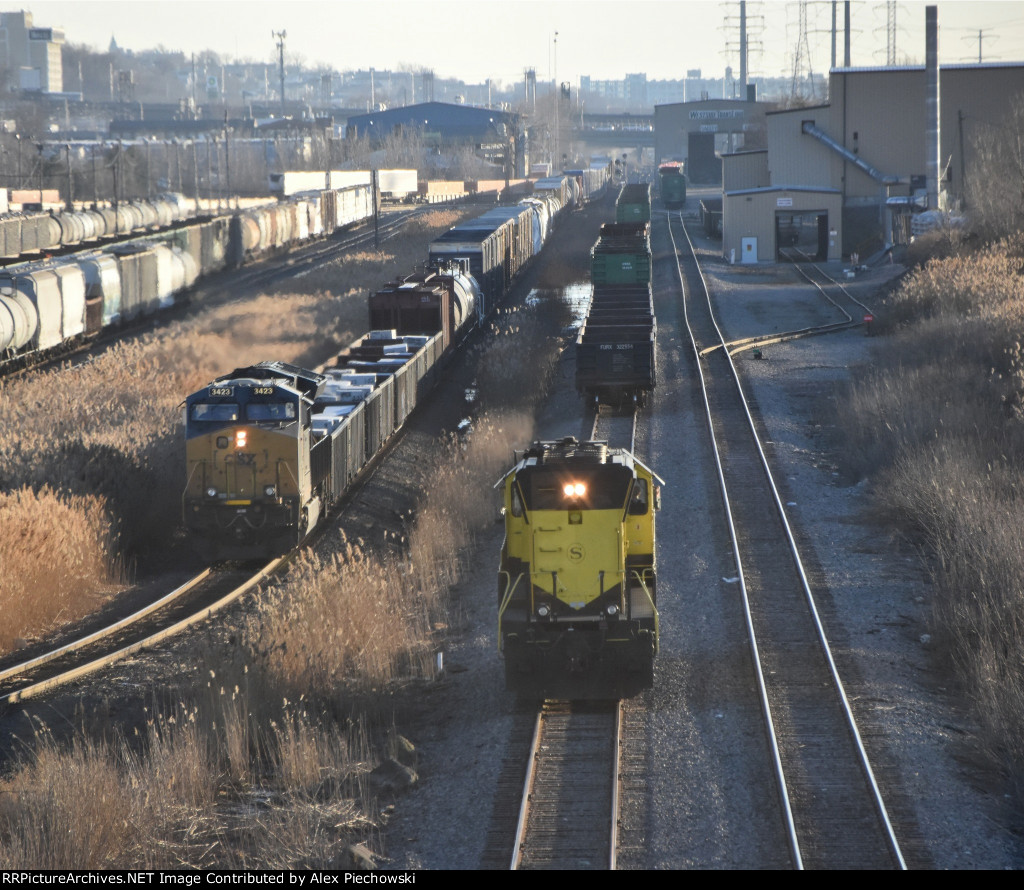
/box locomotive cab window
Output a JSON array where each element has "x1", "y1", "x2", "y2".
[
  {"x1": 246, "y1": 401, "x2": 297, "y2": 421},
  {"x1": 189, "y1": 402, "x2": 240, "y2": 422},
  {"x1": 627, "y1": 479, "x2": 649, "y2": 515}
]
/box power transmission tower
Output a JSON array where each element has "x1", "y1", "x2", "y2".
[
  {"x1": 886, "y1": 1, "x2": 897, "y2": 65},
  {"x1": 790, "y1": 2, "x2": 818, "y2": 101}
]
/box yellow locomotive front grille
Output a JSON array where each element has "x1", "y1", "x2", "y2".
[{"x1": 531, "y1": 508, "x2": 624, "y2": 606}]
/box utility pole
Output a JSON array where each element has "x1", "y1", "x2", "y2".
[
  {"x1": 844, "y1": 1, "x2": 851, "y2": 67},
  {"x1": 739, "y1": 0, "x2": 747, "y2": 98},
  {"x1": 963, "y1": 29, "x2": 996, "y2": 63},
  {"x1": 553, "y1": 31, "x2": 559, "y2": 170},
  {"x1": 273, "y1": 30, "x2": 287, "y2": 116}
]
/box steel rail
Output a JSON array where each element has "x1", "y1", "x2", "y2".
[
  {"x1": 665, "y1": 211, "x2": 803, "y2": 869},
  {"x1": 2, "y1": 558, "x2": 284, "y2": 706},
  {"x1": 510, "y1": 706, "x2": 544, "y2": 870},
  {"x1": 609, "y1": 699, "x2": 623, "y2": 870},
  {"x1": 673, "y1": 211, "x2": 906, "y2": 869},
  {"x1": 0, "y1": 568, "x2": 216, "y2": 686}
]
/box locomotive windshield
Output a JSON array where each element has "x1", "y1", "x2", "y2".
[{"x1": 518, "y1": 465, "x2": 633, "y2": 511}]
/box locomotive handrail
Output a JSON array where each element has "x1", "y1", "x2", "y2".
[{"x1": 496, "y1": 572, "x2": 523, "y2": 650}]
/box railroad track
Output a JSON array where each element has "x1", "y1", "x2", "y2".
[
  {"x1": 590, "y1": 404, "x2": 637, "y2": 453},
  {"x1": 668, "y1": 212, "x2": 905, "y2": 870},
  {"x1": 0, "y1": 562, "x2": 280, "y2": 708},
  {"x1": 698, "y1": 245, "x2": 877, "y2": 361},
  {"x1": 510, "y1": 699, "x2": 622, "y2": 870},
  {"x1": 230, "y1": 206, "x2": 424, "y2": 291}
]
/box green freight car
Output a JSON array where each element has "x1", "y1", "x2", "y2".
[
  {"x1": 615, "y1": 183, "x2": 652, "y2": 224},
  {"x1": 591, "y1": 222, "x2": 652, "y2": 286},
  {"x1": 658, "y1": 162, "x2": 687, "y2": 209}
]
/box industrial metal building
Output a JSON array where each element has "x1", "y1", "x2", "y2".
[
  {"x1": 344, "y1": 101, "x2": 526, "y2": 177},
  {"x1": 719, "y1": 59, "x2": 1024, "y2": 263},
  {"x1": 653, "y1": 98, "x2": 767, "y2": 184}
]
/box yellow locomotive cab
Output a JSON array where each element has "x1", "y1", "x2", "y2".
[{"x1": 497, "y1": 437, "x2": 662, "y2": 699}]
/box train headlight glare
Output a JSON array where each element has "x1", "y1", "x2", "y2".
[
  {"x1": 536, "y1": 604, "x2": 550, "y2": 618},
  {"x1": 206, "y1": 487, "x2": 217, "y2": 498},
  {"x1": 563, "y1": 482, "x2": 586, "y2": 498},
  {"x1": 235, "y1": 430, "x2": 248, "y2": 449},
  {"x1": 264, "y1": 485, "x2": 277, "y2": 497}
]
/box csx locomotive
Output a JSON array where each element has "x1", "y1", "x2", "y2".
[{"x1": 497, "y1": 437, "x2": 662, "y2": 698}]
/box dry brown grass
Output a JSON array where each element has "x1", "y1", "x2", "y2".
[
  {"x1": 0, "y1": 207, "x2": 572, "y2": 866},
  {"x1": 840, "y1": 234, "x2": 1024, "y2": 785},
  {"x1": 0, "y1": 487, "x2": 121, "y2": 650},
  {"x1": 0, "y1": 700, "x2": 374, "y2": 869},
  {"x1": 0, "y1": 210, "x2": 467, "y2": 654}
]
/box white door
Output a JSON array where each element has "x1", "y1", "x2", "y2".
[{"x1": 741, "y1": 237, "x2": 758, "y2": 263}]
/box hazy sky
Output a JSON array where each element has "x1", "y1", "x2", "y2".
[{"x1": 27, "y1": 0, "x2": 1024, "y2": 85}]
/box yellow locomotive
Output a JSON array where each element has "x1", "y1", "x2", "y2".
[
  {"x1": 497, "y1": 437, "x2": 662, "y2": 698},
  {"x1": 183, "y1": 361, "x2": 329, "y2": 561}
]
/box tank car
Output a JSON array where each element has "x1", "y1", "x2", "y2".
[{"x1": 497, "y1": 437, "x2": 662, "y2": 698}]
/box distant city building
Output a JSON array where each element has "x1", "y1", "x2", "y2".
[{"x1": 0, "y1": 10, "x2": 64, "y2": 93}]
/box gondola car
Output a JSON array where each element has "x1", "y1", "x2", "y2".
[
  {"x1": 496, "y1": 437, "x2": 662, "y2": 698},
  {"x1": 576, "y1": 220, "x2": 656, "y2": 407}
]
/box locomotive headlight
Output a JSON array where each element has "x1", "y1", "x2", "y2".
[
  {"x1": 263, "y1": 485, "x2": 277, "y2": 497},
  {"x1": 235, "y1": 429, "x2": 248, "y2": 449},
  {"x1": 563, "y1": 482, "x2": 586, "y2": 498},
  {"x1": 206, "y1": 487, "x2": 217, "y2": 498},
  {"x1": 536, "y1": 604, "x2": 551, "y2": 618},
  {"x1": 606, "y1": 603, "x2": 619, "y2": 617}
]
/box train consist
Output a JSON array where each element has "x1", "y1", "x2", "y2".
[
  {"x1": 496, "y1": 437, "x2": 662, "y2": 698},
  {"x1": 658, "y1": 161, "x2": 688, "y2": 209},
  {"x1": 575, "y1": 183, "x2": 657, "y2": 408},
  {"x1": 0, "y1": 183, "x2": 376, "y2": 365},
  {"x1": 183, "y1": 169, "x2": 609, "y2": 559},
  {"x1": 495, "y1": 182, "x2": 662, "y2": 698},
  {"x1": 0, "y1": 194, "x2": 192, "y2": 260}
]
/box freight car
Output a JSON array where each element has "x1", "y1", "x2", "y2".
[
  {"x1": 0, "y1": 194, "x2": 192, "y2": 261},
  {"x1": 575, "y1": 212, "x2": 656, "y2": 407},
  {"x1": 496, "y1": 437, "x2": 662, "y2": 698},
  {"x1": 575, "y1": 283, "x2": 656, "y2": 408},
  {"x1": 0, "y1": 184, "x2": 376, "y2": 367},
  {"x1": 658, "y1": 161, "x2": 687, "y2": 209},
  {"x1": 590, "y1": 222, "x2": 652, "y2": 286},
  {"x1": 615, "y1": 182, "x2": 652, "y2": 224},
  {"x1": 184, "y1": 184, "x2": 580, "y2": 560}
]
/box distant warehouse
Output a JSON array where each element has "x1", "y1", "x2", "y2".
[{"x1": 345, "y1": 101, "x2": 527, "y2": 178}]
